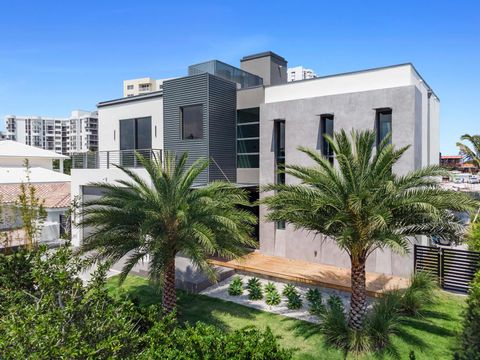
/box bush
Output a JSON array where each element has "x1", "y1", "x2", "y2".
[
  {"x1": 306, "y1": 288, "x2": 322, "y2": 304},
  {"x1": 265, "y1": 281, "x2": 277, "y2": 293},
  {"x1": 327, "y1": 294, "x2": 343, "y2": 309},
  {"x1": 309, "y1": 300, "x2": 326, "y2": 316},
  {"x1": 247, "y1": 277, "x2": 261, "y2": 291},
  {"x1": 285, "y1": 287, "x2": 303, "y2": 310},
  {"x1": 466, "y1": 221, "x2": 480, "y2": 252},
  {"x1": 247, "y1": 278, "x2": 263, "y2": 300},
  {"x1": 266, "y1": 289, "x2": 282, "y2": 306},
  {"x1": 282, "y1": 283, "x2": 297, "y2": 298},
  {"x1": 400, "y1": 271, "x2": 436, "y2": 316},
  {"x1": 228, "y1": 276, "x2": 243, "y2": 296},
  {"x1": 459, "y1": 271, "x2": 480, "y2": 360},
  {"x1": 366, "y1": 291, "x2": 401, "y2": 351},
  {"x1": 142, "y1": 316, "x2": 294, "y2": 359}
]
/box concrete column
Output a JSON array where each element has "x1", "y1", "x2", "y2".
[{"x1": 60, "y1": 159, "x2": 64, "y2": 174}]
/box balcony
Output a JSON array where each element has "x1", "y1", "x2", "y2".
[{"x1": 72, "y1": 149, "x2": 162, "y2": 169}]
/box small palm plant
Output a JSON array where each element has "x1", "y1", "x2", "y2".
[
  {"x1": 282, "y1": 284, "x2": 297, "y2": 298},
  {"x1": 265, "y1": 282, "x2": 281, "y2": 306},
  {"x1": 306, "y1": 288, "x2": 325, "y2": 316},
  {"x1": 228, "y1": 276, "x2": 244, "y2": 296},
  {"x1": 78, "y1": 152, "x2": 256, "y2": 314},
  {"x1": 456, "y1": 134, "x2": 480, "y2": 168},
  {"x1": 262, "y1": 129, "x2": 476, "y2": 329}
]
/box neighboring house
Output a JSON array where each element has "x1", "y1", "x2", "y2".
[
  {"x1": 287, "y1": 66, "x2": 317, "y2": 82},
  {"x1": 0, "y1": 141, "x2": 71, "y2": 247},
  {"x1": 71, "y1": 51, "x2": 439, "y2": 277},
  {"x1": 440, "y1": 155, "x2": 479, "y2": 173},
  {"x1": 4, "y1": 110, "x2": 98, "y2": 155}
]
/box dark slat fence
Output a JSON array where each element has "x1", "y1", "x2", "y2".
[{"x1": 414, "y1": 244, "x2": 480, "y2": 293}]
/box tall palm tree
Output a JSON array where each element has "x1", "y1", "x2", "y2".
[
  {"x1": 457, "y1": 134, "x2": 480, "y2": 168},
  {"x1": 262, "y1": 130, "x2": 476, "y2": 330},
  {"x1": 79, "y1": 152, "x2": 256, "y2": 313}
]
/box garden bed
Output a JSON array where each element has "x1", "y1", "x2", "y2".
[{"x1": 200, "y1": 274, "x2": 372, "y2": 324}]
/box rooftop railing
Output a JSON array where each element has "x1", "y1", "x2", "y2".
[{"x1": 72, "y1": 149, "x2": 162, "y2": 169}]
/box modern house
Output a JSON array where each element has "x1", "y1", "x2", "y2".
[
  {"x1": 71, "y1": 51, "x2": 439, "y2": 277},
  {"x1": 0, "y1": 141, "x2": 71, "y2": 247},
  {"x1": 4, "y1": 110, "x2": 98, "y2": 155}
]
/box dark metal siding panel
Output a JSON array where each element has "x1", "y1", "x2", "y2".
[
  {"x1": 163, "y1": 73, "x2": 209, "y2": 184},
  {"x1": 208, "y1": 75, "x2": 237, "y2": 182}
]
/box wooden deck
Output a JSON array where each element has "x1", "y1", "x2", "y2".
[{"x1": 210, "y1": 252, "x2": 409, "y2": 297}]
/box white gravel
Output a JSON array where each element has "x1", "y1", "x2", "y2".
[{"x1": 200, "y1": 274, "x2": 358, "y2": 324}]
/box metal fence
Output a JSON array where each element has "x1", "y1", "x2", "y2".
[
  {"x1": 414, "y1": 244, "x2": 480, "y2": 293},
  {"x1": 72, "y1": 149, "x2": 162, "y2": 169}
]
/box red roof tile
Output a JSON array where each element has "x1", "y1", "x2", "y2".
[{"x1": 0, "y1": 182, "x2": 70, "y2": 209}]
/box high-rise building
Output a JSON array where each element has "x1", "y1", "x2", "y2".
[
  {"x1": 123, "y1": 77, "x2": 174, "y2": 97},
  {"x1": 4, "y1": 110, "x2": 98, "y2": 155},
  {"x1": 287, "y1": 66, "x2": 317, "y2": 82}
]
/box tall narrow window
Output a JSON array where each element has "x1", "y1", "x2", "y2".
[
  {"x1": 237, "y1": 107, "x2": 259, "y2": 168},
  {"x1": 321, "y1": 114, "x2": 334, "y2": 165},
  {"x1": 274, "y1": 119, "x2": 286, "y2": 230},
  {"x1": 376, "y1": 109, "x2": 392, "y2": 146},
  {"x1": 181, "y1": 105, "x2": 203, "y2": 140},
  {"x1": 119, "y1": 117, "x2": 152, "y2": 167}
]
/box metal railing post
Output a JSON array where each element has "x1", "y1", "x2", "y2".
[{"x1": 107, "y1": 151, "x2": 110, "y2": 169}]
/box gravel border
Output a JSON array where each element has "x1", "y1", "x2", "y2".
[{"x1": 200, "y1": 274, "x2": 363, "y2": 324}]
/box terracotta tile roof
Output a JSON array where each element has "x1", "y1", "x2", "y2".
[
  {"x1": 0, "y1": 182, "x2": 70, "y2": 209},
  {"x1": 441, "y1": 155, "x2": 463, "y2": 160}
]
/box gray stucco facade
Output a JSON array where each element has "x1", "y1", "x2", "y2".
[{"x1": 259, "y1": 85, "x2": 434, "y2": 277}]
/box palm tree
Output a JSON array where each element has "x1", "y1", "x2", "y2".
[
  {"x1": 457, "y1": 134, "x2": 480, "y2": 168},
  {"x1": 262, "y1": 130, "x2": 476, "y2": 330},
  {"x1": 79, "y1": 152, "x2": 256, "y2": 313}
]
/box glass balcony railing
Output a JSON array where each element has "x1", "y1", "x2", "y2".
[{"x1": 71, "y1": 149, "x2": 162, "y2": 169}]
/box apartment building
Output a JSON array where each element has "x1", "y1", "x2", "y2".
[
  {"x1": 4, "y1": 110, "x2": 98, "y2": 155},
  {"x1": 123, "y1": 77, "x2": 174, "y2": 97},
  {"x1": 71, "y1": 51, "x2": 439, "y2": 277},
  {"x1": 287, "y1": 66, "x2": 317, "y2": 82}
]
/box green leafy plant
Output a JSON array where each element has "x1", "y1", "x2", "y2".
[
  {"x1": 327, "y1": 295, "x2": 343, "y2": 310},
  {"x1": 309, "y1": 300, "x2": 326, "y2": 316},
  {"x1": 228, "y1": 276, "x2": 244, "y2": 296},
  {"x1": 265, "y1": 282, "x2": 277, "y2": 293},
  {"x1": 265, "y1": 289, "x2": 281, "y2": 306},
  {"x1": 459, "y1": 271, "x2": 480, "y2": 359},
  {"x1": 285, "y1": 286, "x2": 303, "y2": 310},
  {"x1": 248, "y1": 284, "x2": 263, "y2": 301},
  {"x1": 400, "y1": 271, "x2": 437, "y2": 316},
  {"x1": 306, "y1": 288, "x2": 322, "y2": 304},
  {"x1": 466, "y1": 221, "x2": 480, "y2": 252},
  {"x1": 282, "y1": 284, "x2": 297, "y2": 298},
  {"x1": 247, "y1": 277, "x2": 261, "y2": 291}
]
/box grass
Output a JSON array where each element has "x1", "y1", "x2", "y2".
[{"x1": 107, "y1": 275, "x2": 466, "y2": 360}]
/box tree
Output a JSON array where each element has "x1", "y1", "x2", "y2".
[
  {"x1": 79, "y1": 152, "x2": 256, "y2": 313},
  {"x1": 262, "y1": 130, "x2": 476, "y2": 330},
  {"x1": 457, "y1": 134, "x2": 480, "y2": 168},
  {"x1": 17, "y1": 160, "x2": 47, "y2": 249}
]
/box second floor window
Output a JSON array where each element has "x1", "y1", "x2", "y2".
[
  {"x1": 274, "y1": 119, "x2": 286, "y2": 185},
  {"x1": 181, "y1": 104, "x2": 203, "y2": 140},
  {"x1": 119, "y1": 117, "x2": 152, "y2": 150},
  {"x1": 126, "y1": 85, "x2": 134, "y2": 90},
  {"x1": 376, "y1": 109, "x2": 392, "y2": 146}
]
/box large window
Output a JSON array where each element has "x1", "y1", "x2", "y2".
[
  {"x1": 376, "y1": 109, "x2": 392, "y2": 146},
  {"x1": 237, "y1": 107, "x2": 259, "y2": 168},
  {"x1": 274, "y1": 119, "x2": 286, "y2": 230},
  {"x1": 181, "y1": 105, "x2": 203, "y2": 140},
  {"x1": 119, "y1": 117, "x2": 152, "y2": 150},
  {"x1": 321, "y1": 114, "x2": 334, "y2": 165}
]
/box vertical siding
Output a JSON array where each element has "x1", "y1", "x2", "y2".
[
  {"x1": 163, "y1": 73, "x2": 237, "y2": 184},
  {"x1": 208, "y1": 75, "x2": 237, "y2": 182}
]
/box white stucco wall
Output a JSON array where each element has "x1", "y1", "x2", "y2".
[
  {"x1": 0, "y1": 157, "x2": 53, "y2": 169},
  {"x1": 98, "y1": 97, "x2": 163, "y2": 152}
]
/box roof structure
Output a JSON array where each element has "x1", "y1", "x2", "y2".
[
  {"x1": 0, "y1": 182, "x2": 70, "y2": 209},
  {"x1": 0, "y1": 167, "x2": 71, "y2": 184},
  {"x1": 0, "y1": 140, "x2": 68, "y2": 159}
]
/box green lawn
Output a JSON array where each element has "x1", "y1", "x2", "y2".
[{"x1": 106, "y1": 275, "x2": 466, "y2": 360}]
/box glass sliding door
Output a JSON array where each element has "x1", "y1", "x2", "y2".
[{"x1": 119, "y1": 117, "x2": 152, "y2": 167}]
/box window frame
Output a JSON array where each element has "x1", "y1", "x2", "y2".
[
  {"x1": 320, "y1": 114, "x2": 334, "y2": 165},
  {"x1": 180, "y1": 104, "x2": 204, "y2": 140},
  {"x1": 376, "y1": 108, "x2": 392, "y2": 146}
]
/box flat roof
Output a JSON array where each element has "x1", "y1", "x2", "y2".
[
  {"x1": 0, "y1": 140, "x2": 68, "y2": 159},
  {"x1": 0, "y1": 166, "x2": 71, "y2": 184},
  {"x1": 241, "y1": 51, "x2": 287, "y2": 63},
  {"x1": 97, "y1": 91, "x2": 163, "y2": 108}
]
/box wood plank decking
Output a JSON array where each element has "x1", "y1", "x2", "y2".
[{"x1": 210, "y1": 252, "x2": 409, "y2": 297}]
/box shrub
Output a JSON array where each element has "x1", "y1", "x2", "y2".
[
  {"x1": 319, "y1": 297, "x2": 351, "y2": 353},
  {"x1": 247, "y1": 277, "x2": 261, "y2": 291},
  {"x1": 265, "y1": 282, "x2": 277, "y2": 293},
  {"x1": 400, "y1": 271, "x2": 437, "y2": 316},
  {"x1": 228, "y1": 276, "x2": 243, "y2": 296},
  {"x1": 366, "y1": 291, "x2": 401, "y2": 351},
  {"x1": 459, "y1": 271, "x2": 480, "y2": 360},
  {"x1": 142, "y1": 316, "x2": 294, "y2": 359},
  {"x1": 327, "y1": 294, "x2": 343, "y2": 309},
  {"x1": 309, "y1": 300, "x2": 326, "y2": 316},
  {"x1": 282, "y1": 283, "x2": 297, "y2": 297},
  {"x1": 306, "y1": 288, "x2": 322, "y2": 304},
  {"x1": 285, "y1": 286, "x2": 302, "y2": 310},
  {"x1": 466, "y1": 221, "x2": 480, "y2": 252},
  {"x1": 265, "y1": 289, "x2": 282, "y2": 306},
  {"x1": 248, "y1": 280, "x2": 263, "y2": 301}
]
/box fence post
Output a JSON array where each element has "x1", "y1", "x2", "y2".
[
  {"x1": 107, "y1": 151, "x2": 110, "y2": 169},
  {"x1": 438, "y1": 247, "x2": 443, "y2": 289},
  {"x1": 413, "y1": 244, "x2": 417, "y2": 274}
]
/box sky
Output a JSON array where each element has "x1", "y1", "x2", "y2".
[{"x1": 0, "y1": 0, "x2": 478, "y2": 154}]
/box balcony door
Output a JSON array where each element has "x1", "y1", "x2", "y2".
[{"x1": 119, "y1": 117, "x2": 152, "y2": 166}]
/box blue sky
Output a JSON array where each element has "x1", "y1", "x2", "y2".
[{"x1": 0, "y1": 1, "x2": 478, "y2": 154}]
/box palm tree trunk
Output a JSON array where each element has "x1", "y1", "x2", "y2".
[
  {"x1": 162, "y1": 258, "x2": 177, "y2": 314},
  {"x1": 349, "y1": 257, "x2": 367, "y2": 330}
]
